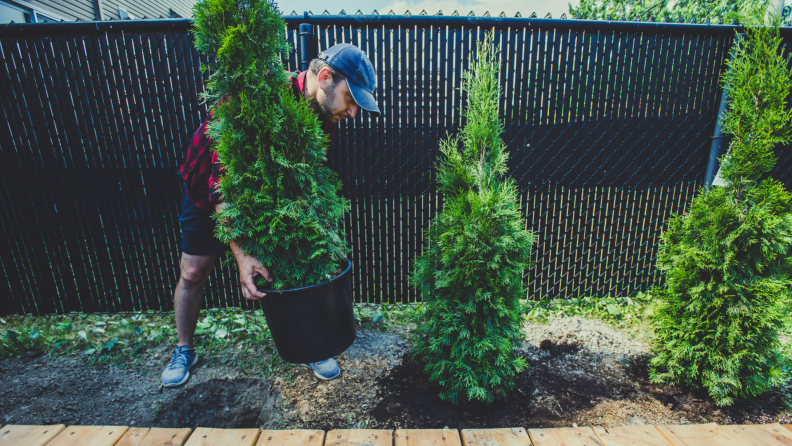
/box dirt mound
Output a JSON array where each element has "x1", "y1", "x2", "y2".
[
  {"x1": 371, "y1": 355, "x2": 535, "y2": 429},
  {"x1": 370, "y1": 343, "x2": 629, "y2": 429},
  {"x1": 154, "y1": 378, "x2": 277, "y2": 429},
  {"x1": 625, "y1": 356, "x2": 792, "y2": 426}
]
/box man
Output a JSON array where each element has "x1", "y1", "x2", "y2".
[{"x1": 161, "y1": 43, "x2": 381, "y2": 387}]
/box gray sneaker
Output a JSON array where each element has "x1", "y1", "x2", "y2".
[
  {"x1": 305, "y1": 358, "x2": 340, "y2": 380},
  {"x1": 161, "y1": 345, "x2": 198, "y2": 387}
]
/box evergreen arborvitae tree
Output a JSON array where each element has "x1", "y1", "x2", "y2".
[
  {"x1": 569, "y1": 0, "x2": 763, "y2": 23},
  {"x1": 649, "y1": 19, "x2": 792, "y2": 406},
  {"x1": 192, "y1": 0, "x2": 348, "y2": 289},
  {"x1": 410, "y1": 34, "x2": 537, "y2": 405}
]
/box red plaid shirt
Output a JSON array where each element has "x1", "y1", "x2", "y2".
[{"x1": 179, "y1": 71, "x2": 337, "y2": 211}]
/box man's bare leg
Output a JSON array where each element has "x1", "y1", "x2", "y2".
[{"x1": 174, "y1": 252, "x2": 216, "y2": 347}]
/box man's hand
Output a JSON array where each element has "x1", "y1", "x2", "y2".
[
  {"x1": 229, "y1": 240, "x2": 272, "y2": 300},
  {"x1": 214, "y1": 201, "x2": 231, "y2": 227}
]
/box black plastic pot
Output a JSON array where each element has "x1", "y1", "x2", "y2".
[{"x1": 257, "y1": 258, "x2": 355, "y2": 363}]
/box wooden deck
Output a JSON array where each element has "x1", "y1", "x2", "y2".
[{"x1": 2, "y1": 423, "x2": 792, "y2": 446}]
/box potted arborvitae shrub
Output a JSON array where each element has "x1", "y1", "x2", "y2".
[
  {"x1": 648, "y1": 17, "x2": 792, "y2": 406},
  {"x1": 410, "y1": 34, "x2": 537, "y2": 405},
  {"x1": 191, "y1": 0, "x2": 354, "y2": 362}
]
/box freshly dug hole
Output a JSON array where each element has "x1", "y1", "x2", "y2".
[{"x1": 154, "y1": 378, "x2": 277, "y2": 429}]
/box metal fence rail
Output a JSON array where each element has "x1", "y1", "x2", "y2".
[{"x1": 2, "y1": 17, "x2": 791, "y2": 315}]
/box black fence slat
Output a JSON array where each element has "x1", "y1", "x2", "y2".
[
  {"x1": 100, "y1": 33, "x2": 146, "y2": 312},
  {"x1": 72, "y1": 34, "x2": 121, "y2": 312},
  {"x1": 23, "y1": 37, "x2": 71, "y2": 312},
  {"x1": 367, "y1": 25, "x2": 379, "y2": 304},
  {"x1": 121, "y1": 32, "x2": 162, "y2": 311},
  {"x1": 140, "y1": 32, "x2": 181, "y2": 301},
  {"x1": 154, "y1": 30, "x2": 186, "y2": 311},
  {"x1": 52, "y1": 34, "x2": 103, "y2": 308},
  {"x1": 386, "y1": 25, "x2": 404, "y2": 303},
  {"x1": 38, "y1": 35, "x2": 96, "y2": 314},
  {"x1": 380, "y1": 25, "x2": 394, "y2": 304},
  {"x1": 378, "y1": 24, "x2": 392, "y2": 304},
  {"x1": 344, "y1": 23, "x2": 362, "y2": 304},
  {"x1": 0, "y1": 54, "x2": 32, "y2": 314},
  {"x1": 22, "y1": 35, "x2": 79, "y2": 313},
  {"x1": 3, "y1": 36, "x2": 62, "y2": 315},
  {"x1": 131, "y1": 32, "x2": 172, "y2": 311}
]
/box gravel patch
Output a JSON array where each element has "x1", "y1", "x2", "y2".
[
  {"x1": 343, "y1": 329, "x2": 407, "y2": 363},
  {"x1": 519, "y1": 317, "x2": 667, "y2": 427},
  {"x1": 521, "y1": 317, "x2": 650, "y2": 361},
  {"x1": 273, "y1": 328, "x2": 409, "y2": 430}
]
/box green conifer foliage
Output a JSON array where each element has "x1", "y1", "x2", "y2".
[
  {"x1": 191, "y1": 0, "x2": 349, "y2": 289},
  {"x1": 649, "y1": 20, "x2": 792, "y2": 406},
  {"x1": 410, "y1": 34, "x2": 537, "y2": 405}
]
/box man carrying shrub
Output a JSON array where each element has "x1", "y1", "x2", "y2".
[{"x1": 162, "y1": 44, "x2": 380, "y2": 387}]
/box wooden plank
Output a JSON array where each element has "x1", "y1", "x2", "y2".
[
  {"x1": 395, "y1": 429, "x2": 462, "y2": 446},
  {"x1": 656, "y1": 424, "x2": 741, "y2": 446},
  {"x1": 46, "y1": 426, "x2": 129, "y2": 446},
  {"x1": 720, "y1": 423, "x2": 792, "y2": 446},
  {"x1": 592, "y1": 426, "x2": 672, "y2": 446},
  {"x1": 325, "y1": 429, "x2": 392, "y2": 446},
  {"x1": 255, "y1": 430, "x2": 324, "y2": 446},
  {"x1": 138, "y1": 428, "x2": 193, "y2": 446},
  {"x1": 116, "y1": 428, "x2": 151, "y2": 446},
  {"x1": 184, "y1": 428, "x2": 258, "y2": 446},
  {"x1": 0, "y1": 424, "x2": 66, "y2": 446},
  {"x1": 527, "y1": 427, "x2": 600, "y2": 446},
  {"x1": 460, "y1": 428, "x2": 532, "y2": 445}
]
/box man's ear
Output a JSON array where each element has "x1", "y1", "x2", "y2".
[{"x1": 316, "y1": 67, "x2": 333, "y2": 91}]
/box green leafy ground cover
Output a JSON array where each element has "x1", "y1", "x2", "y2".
[
  {"x1": 0, "y1": 309, "x2": 278, "y2": 374},
  {"x1": 0, "y1": 297, "x2": 740, "y2": 367},
  {"x1": 0, "y1": 306, "x2": 416, "y2": 372},
  {"x1": 524, "y1": 294, "x2": 653, "y2": 332}
]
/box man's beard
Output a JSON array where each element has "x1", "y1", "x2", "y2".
[
  {"x1": 317, "y1": 99, "x2": 335, "y2": 123},
  {"x1": 316, "y1": 82, "x2": 340, "y2": 123}
]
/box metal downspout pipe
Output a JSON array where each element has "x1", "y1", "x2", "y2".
[{"x1": 704, "y1": 33, "x2": 744, "y2": 188}]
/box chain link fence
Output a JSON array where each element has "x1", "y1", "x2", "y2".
[{"x1": 2, "y1": 17, "x2": 791, "y2": 315}]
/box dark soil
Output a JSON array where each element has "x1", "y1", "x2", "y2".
[
  {"x1": 3, "y1": 322, "x2": 791, "y2": 430},
  {"x1": 627, "y1": 356, "x2": 792, "y2": 426},
  {"x1": 372, "y1": 342, "x2": 626, "y2": 429},
  {"x1": 0, "y1": 352, "x2": 162, "y2": 427},
  {"x1": 371, "y1": 341, "x2": 792, "y2": 429},
  {"x1": 154, "y1": 378, "x2": 277, "y2": 429},
  {"x1": 0, "y1": 348, "x2": 281, "y2": 429}
]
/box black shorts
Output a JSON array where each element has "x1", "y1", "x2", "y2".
[{"x1": 179, "y1": 183, "x2": 227, "y2": 257}]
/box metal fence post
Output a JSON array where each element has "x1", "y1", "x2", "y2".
[
  {"x1": 705, "y1": 33, "x2": 744, "y2": 187},
  {"x1": 299, "y1": 17, "x2": 315, "y2": 71}
]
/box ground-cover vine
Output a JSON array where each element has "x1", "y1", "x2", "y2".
[
  {"x1": 410, "y1": 34, "x2": 537, "y2": 405},
  {"x1": 525, "y1": 294, "x2": 652, "y2": 331},
  {"x1": 0, "y1": 305, "x2": 418, "y2": 369},
  {"x1": 0, "y1": 310, "x2": 271, "y2": 368},
  {"x1": 649, "y1": 17, "x2": 792, "y2": 406},
  {"x1": 192, "y1": 0, "x2": 348, "y2": 289}
]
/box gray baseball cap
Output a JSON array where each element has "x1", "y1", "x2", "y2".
[{"x1": 318, "y1": 43, "x2": 381, "y2": 117}]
